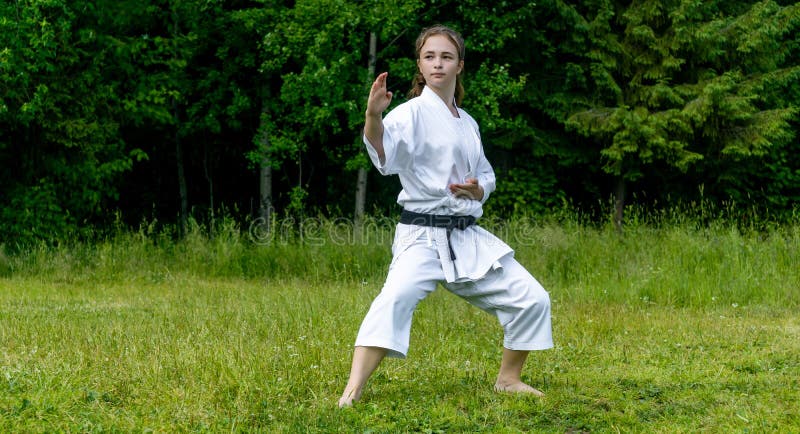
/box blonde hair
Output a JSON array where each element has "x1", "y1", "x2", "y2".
[{"x1": 407, "y1": 25, "x2": 466, "y2": 105}]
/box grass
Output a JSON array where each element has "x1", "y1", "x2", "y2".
[{"x1": 1, "y1": 214, "x2": 798, "y2": 432}]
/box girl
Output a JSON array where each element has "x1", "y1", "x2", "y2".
[{"x1": 339, "y1": 25, "x2": 553, "y2": 408}]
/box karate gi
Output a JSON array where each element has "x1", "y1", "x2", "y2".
[{"x1": 356, "y1": 86, "x2": 553, "y2": 358}]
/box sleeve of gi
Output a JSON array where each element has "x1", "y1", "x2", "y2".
[
  {"x1": 363, "y1": 105, "x2": 415, "y2": 175},
  {"x1": 473, "y1": 126, "x2": 496, "y2": 204}
]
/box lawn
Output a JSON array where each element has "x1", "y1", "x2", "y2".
[{"x1": 1, "y1": 218, "x2": 798, "y2": 432}]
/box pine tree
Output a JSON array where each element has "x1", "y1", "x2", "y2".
[{"x1": 560, "y1": 0, "x2": 800, "y2": 226}]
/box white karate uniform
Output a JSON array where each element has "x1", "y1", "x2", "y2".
[{"x1": 356, "y1": 86, "x2": 553, "y2": 358}]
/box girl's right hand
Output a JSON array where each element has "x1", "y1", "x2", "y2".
[{"x1": 366, "y1": 72, "x2": 393, "y2": 116}]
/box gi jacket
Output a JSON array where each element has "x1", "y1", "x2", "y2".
[{"x1": 364, "y1": 86, "x2": 515, "y2": 283}]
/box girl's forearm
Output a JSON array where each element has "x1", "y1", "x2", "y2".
[{"x1": 364, "y1": 113, "x2": 385, "y2": 164}]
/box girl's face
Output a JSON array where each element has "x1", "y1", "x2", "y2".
[{"x1": 417, "y1": 34, "x2": 463, "y2": 93}]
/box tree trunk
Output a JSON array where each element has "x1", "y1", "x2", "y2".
[
  {"x1": 355, "y1": 168, "x2": 367, "y2": 223},
  {"x1": 354, "y1": 31, "x2": 377, "y2": 226},
  {"x1": 203, "y1": 141, "x2": 214, "y2": 235},
  {"x1": 614, "y1": 175, "x2": 625, "y2": 233},
  {"x1": 175, "y1": 101, "x2": 188, "y2": 236},
  {"x1": 257, "y1": 103, "x2": 273, "y2": 226},
  {"x1": 259, "y1": 160, "x2": 273, "y2": 222},
  {"x1": 171, "y1": 5, "x2": 188, "y2": 237}
]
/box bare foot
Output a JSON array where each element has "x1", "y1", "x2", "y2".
[
  {"x1": 494, "y1": 381, "x2": 545, "y2": 396},
  {"x1": 338, "y1": 388, "x2": 361, "y2": 408}
]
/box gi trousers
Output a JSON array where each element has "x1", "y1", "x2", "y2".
[{"x1": 354, "y1": 231, "x2": 553, "y2": 358}]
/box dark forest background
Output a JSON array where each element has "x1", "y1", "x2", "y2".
[{"x1": 1, "y1": 0, "x2": 798, "y2": 245}]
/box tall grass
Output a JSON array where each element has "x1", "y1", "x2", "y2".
[
  {"x1": 515, "y1": 218, "x2": 800, "y2": 308},
  {"x1": 6, "y1": 215, "x2": 394, "y2": 285},
  {"x1": 5, "y1": 210, "x2": 799, "y2": 309}
]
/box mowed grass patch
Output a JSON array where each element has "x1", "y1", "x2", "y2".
[{"x1": 1, "y1": 275, "x2": 798, "y2": 432}]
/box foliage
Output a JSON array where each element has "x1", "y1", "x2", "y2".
[
  {"x1": 0, "y1": 0, "x2": 142, "y2": 244},
  {"x1": 558, "y1": 0, "x2": 800, "y2": 205},
  {"x1": 1, "y1": 0, "x2": 799, "y2": 244}
]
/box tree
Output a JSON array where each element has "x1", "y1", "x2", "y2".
[
  {"x1": 117, "y1": 0, "x2": 269, "y2": 233},
  {"x1": 260, "y1": 0, "x2": 424, "y2": 218},
  {"x1": 560, "y1": 0, "x2": 799, "y2": 227},
  {"x1": 353, "y1": 31, "x2": 377, "y2": 226},
  {"x1": 0, "y1": 0, "x2": 144, "y2": 244}
]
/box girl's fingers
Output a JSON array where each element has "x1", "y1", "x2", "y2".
[
  {"x1": 373, "y1": 72, "x2": 387, "y2": 89},
  {"x1": 367, "y1": 73, "x2": 392, "y2": 115},
  {"x1": 449, "y1": 182, "x2": 483, "y2": 200},
  {"x1": 370, "y1": 73, "x2": 388, "y2": 99}
]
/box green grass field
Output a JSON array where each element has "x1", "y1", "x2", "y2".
[{"x1": 1, "y1": 216, "x2": 798, "y2": 432}]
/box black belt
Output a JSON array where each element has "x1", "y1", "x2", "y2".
[{"x1": 399, "y1": 209, "x2": 476, "y2": 260}]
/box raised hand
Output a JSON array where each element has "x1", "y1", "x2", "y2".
[{"x1": 366, "y1": 72, "x2": 393, "y2": 116}]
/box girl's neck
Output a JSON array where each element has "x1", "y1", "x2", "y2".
[{"x1": 427, "y1": 85, "x2": 458, "y2": 117}]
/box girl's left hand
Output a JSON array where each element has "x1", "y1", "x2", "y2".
[{"x1": 449, "y1": 178, "x2": 484, "y2": 201}]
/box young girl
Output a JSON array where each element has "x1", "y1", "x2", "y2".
[{"x1": 339, "y1": 25, "x2": 553, "y2": 408}]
